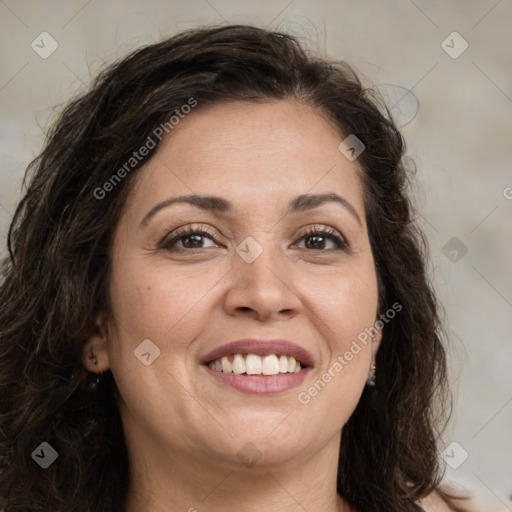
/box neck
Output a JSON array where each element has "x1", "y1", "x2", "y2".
[{"x1": 124, "y1": 428, "x2": 350, "y2": 512}]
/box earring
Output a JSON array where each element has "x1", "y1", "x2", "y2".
[
  {"x1": 88, "y1": 349, "x2": 97, "y2": 366},
  {"x1": 366, "y1": 337, "x2": 376, "y2": 387},
  {"x1": 88, "y1": 350, "x2": 101, "y2": 390},
  {"x1": 366, "y1": 362, "x2": 376, "y2": 386}
]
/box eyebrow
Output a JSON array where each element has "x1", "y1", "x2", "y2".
[{"x1": 139, "y1": 192, "x2": 362, "y2": 229}]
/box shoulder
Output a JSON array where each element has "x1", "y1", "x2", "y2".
[
  {"x1": 416, "y1": 486, "x2": 512, "y2": 512},
  {"x1": 415, "y1": 490, "x2": 457, "y2": 511}
]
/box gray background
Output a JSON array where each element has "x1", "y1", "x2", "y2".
[{"x1": 0, "y1": 0, "x2": 511, "y2": 509}]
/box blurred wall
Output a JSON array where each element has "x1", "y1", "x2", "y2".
[{"x1": 1, "y1": 0, "x2": 511, "y2": 507}]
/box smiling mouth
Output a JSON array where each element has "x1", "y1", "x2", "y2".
[{"x1": 205, "y1": 353, "x2": 305, "y2": 376}]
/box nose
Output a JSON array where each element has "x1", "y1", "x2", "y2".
[{"x1": 223, "y1": 242, "x2": 303, "y2": 322}]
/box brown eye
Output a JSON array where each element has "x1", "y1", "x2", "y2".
[
  {"x1": 160, "y1": 226, "x2": 220, "y2": 252},
  {"x1": 295, "y1": 226, "x2": 347, "y2": 251}
]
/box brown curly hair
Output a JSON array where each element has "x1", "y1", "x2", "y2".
[{"x1": 0, "y1": 24, "x2": 469, "y2": 512}]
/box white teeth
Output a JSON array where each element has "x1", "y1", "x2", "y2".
[
  {"x1": 232, "y1": 354, "x2": 246, "y2": 374},
  {"x1": 221, "y1": 356, "x2": 232, "y2": 373},
  {"x1": 262, "y1": 355, "x2": 280, "y2": 375},
  {"x1": 207, "y1": 353, "x2": 303, "y2": 375},
  {"x1": 245, "y1": 354, "x2": 262, "y2": 375}
]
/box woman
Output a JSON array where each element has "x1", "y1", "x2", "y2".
[{"x1": 0, "y1": 24, "x2": 475, "y2": 511}]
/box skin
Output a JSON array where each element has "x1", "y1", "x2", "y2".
[{"x1": 83, "y1": 99, "x2": 386, "y2": 512}]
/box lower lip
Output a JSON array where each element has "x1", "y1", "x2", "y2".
[{"x1": 202, "y1": 365, "x2": 311, "y2": 394}]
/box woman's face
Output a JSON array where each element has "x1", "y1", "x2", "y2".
[{"x1": 90, "y1": 100, "x2": 381, "y2": 470}]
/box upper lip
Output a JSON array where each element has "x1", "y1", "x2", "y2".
[{"x1": 200, "y1": 339, "x2": 314, "y2": 368}]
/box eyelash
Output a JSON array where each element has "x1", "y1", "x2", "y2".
[{"x1": 159, "y1": 224, "x2": 348, "y2": 253}]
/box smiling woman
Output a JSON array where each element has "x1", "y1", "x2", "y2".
[{"x1": 0, "y1": 24, "x2": 472, "y2": 512}]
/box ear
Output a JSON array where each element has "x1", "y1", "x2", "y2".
[{"x1": 81, "y1": 312, "x2": 111, "y2": 374}]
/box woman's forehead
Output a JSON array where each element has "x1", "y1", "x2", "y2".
[
  {"x1": 126, "y1": 100, "x2": 365, "y2": 219},
  {"x1": 159, "y1": 99, "x2": 342, "y2": 151}
]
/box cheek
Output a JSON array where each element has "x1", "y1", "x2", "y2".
[
  {"x1": 335, "y1": 276, "x2": 378, "y2": 345},
  {"x1": 105, "y1": 256, "x2": 223, "y2": 363},
  {"x1": 302, "y1": 261, "x2": 379, "y2": 352},
  {"x1": 104, "y1": 258, "x2": 222, "y2": 434},
  {"x1": 293, "y1": 265, "x2": 378, "y2": 431}
]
